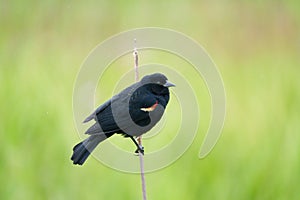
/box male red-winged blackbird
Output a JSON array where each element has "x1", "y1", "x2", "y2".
[{"x1": 71, "y1": 73, "x2": 175, "y2": 165}]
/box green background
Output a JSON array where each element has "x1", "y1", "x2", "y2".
[{"x1": 1, "y1": 0, "x2": 300, "y2": 199}]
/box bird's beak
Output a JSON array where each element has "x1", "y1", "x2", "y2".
[{"x1": 164, "y1": 80, "x2": 175, "y2": 87}]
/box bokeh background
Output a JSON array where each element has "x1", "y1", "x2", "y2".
[{"x1": 1, "y1": 0, "x2": 300, "y2": 199}]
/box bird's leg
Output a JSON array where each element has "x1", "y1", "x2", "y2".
[{"x1": 129, "y1": 136, "x2": 144, "y2": 155}]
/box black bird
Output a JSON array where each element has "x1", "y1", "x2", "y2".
[{"x1": 71, "y1": 73, "x2": 175, "y2": 165}]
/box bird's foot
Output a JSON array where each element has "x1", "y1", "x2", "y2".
[{"x1": 135, "y1": 145, "x2": 144, "y2": 155}]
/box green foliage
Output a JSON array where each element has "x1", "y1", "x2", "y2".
[{"x1": 1, "y1": 0, "x2": 300, "y2": 199}]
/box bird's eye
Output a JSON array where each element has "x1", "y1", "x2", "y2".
[{"x1": 157, "y1": 81, "x2": 161, "y2": 84}]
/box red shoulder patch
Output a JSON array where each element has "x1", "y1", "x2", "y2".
[{"x1": 140, "y1": 101, "x2": 158, "y2": 112}]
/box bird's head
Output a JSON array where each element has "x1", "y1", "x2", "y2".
[{"x1": 141, "y1": 73, "x2": 175, "y2": 88}]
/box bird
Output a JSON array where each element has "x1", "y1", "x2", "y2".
[{"x1": 71, "y1": 73, "x2": 175, "y2": 165}]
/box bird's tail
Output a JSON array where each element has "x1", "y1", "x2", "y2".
[{"x1": 71, "y1": 134, "x2": 112, "y2": 165}]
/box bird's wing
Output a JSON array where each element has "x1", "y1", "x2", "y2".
[
  {"x1": 83, "y1": 99, "x2": 111, "y2": 123},
  {"x1": 85, "y1": 93, "x2": 162, "y2": 136},
  {"x1": 83, "y1": 82, "x2": 140, "y2": 124},
  {"x1": 84, "y1": 103, "x2": 123, "y2": 135},
  {"x1": 84, "y1": 122, "x2": 102, "y2": 134}
]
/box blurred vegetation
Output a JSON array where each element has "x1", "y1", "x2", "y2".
[{"x1": 1, "y1": 0, "x2": 300, "y2": 199}]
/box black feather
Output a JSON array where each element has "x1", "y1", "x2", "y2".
[{"x1": 71, "y1": 73, "x2": 174, "y2": 165}]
